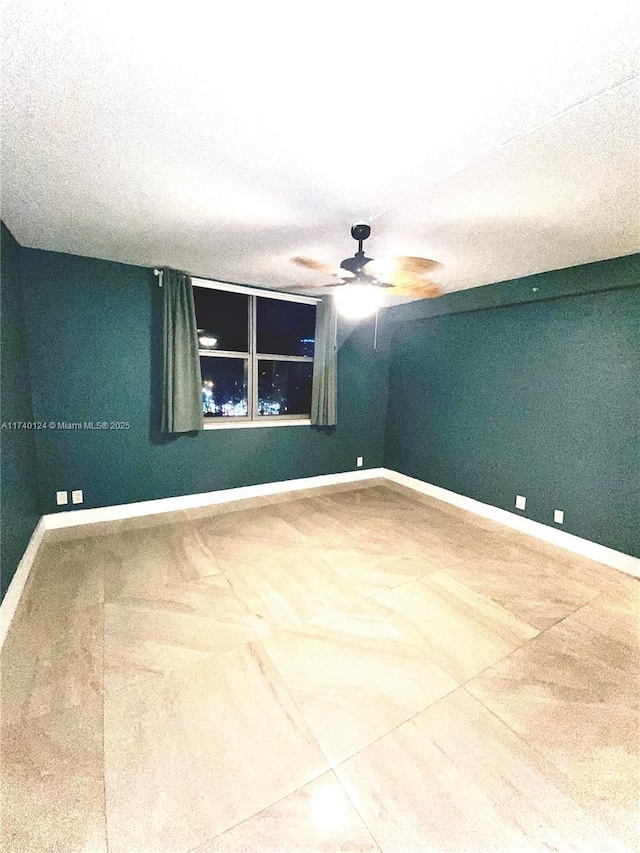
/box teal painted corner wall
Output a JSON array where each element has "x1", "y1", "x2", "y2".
[
  {"x1": 0, "y1": 223, "x2": 41, "y2": 598},
  {"x1": 384, "y1": 256, "x2": 640, "y2": 558},
  {"x1": 20, "y1": 247, "x2": 389, "y2": 514}
]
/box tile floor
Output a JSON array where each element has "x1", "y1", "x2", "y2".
[{"x1": 1, "y1": 480, "x2": 638, "y2": 852}]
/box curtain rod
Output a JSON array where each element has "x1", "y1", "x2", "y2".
[{"x1": 152, "y1": 268, "x2": 320, "y2": 303}]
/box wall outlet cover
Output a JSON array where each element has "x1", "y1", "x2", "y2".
[
  {"x1": 356, "y1": 457, "x2": 363, "y2": 468},
  {"x1": 72, "y1": 489, "x2": 83, "y2": 504},
  {"x1": 56, "y1": 490, "x2": 68, "y2": 506},
  {"x1": 515, "y1": 495, "x2": 526, "y2": 510},
  {"x1": 554, "y1": 509, "x2": 564, "y2": 524}
]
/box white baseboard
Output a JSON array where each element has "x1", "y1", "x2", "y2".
[
  {"x1": 382, "y1": 469, "x2": 640, "y2": 578},
  {"x1": 42, "y1": 465, "x2": 639, "y2": 575},
  {"x1": 0, "y1": 518, "x2": 47, "y2": 651},
  {"x1": 43, "y1": 468, "x2": 386, "y2": 529}
]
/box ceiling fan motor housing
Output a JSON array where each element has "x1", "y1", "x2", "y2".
[
  {"x1": 340, "y1": 254, "x2": 373, "y2": 276},
  {"x1": 342, "y1": 221, "x2": 374, "y2": 277},
  {"x1": 351, "y1": 222, "x2": 371, "y2": 242}
]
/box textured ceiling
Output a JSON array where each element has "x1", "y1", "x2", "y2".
[{"x1": 2, "y1": 1, "x2": 639, "y2": 302}]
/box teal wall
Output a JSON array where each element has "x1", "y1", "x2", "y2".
[
  {"x1": 384, "y1": 256, "x2": 640, "y2": 558},
  {"x1": 0, "y1": 223, "x2": 41, "y2": 598},
  {"x1": 19, "y1": 247, "x2": 389, "y2": 514}
]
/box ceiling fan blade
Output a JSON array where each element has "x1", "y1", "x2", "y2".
[
  {"x1": 290, "y1": 256, "x2": 335, "y2": 274},
  {"x1": 278, "y1": 282, "x2": 344, "y2": 292},
  {"x1": 364, "y1": 255, "x2": 442, "y2": 286},
  {"x1": 395, "y1": 256, "x2": 442, "y2": 275},
  {"x1": 388, "y1": 278, "x2": 444, "y2": 299}
]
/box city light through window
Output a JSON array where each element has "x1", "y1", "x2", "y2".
[{"x1": 200, "y1": 357, "x2": 248, "y2": 418}]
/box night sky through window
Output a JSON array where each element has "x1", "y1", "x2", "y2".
[
  {"x1": 257, "y1": 298, "x2": 315, "y2": 357},
  {"x1": 193, "y1": 288, "x2": 248, "y2": 352}
]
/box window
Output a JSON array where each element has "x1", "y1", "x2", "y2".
[{"x1": 193, "y1": 280, "x2": 317, "y2": 426}]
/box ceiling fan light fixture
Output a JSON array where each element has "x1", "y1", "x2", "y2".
[
  {"x1": 198, "y1": 329, "x2": 218, "y2": 348},
  {"x1": 332, "y1": 268, "x2": 355, "y2": 280},
  {"x1": 333, "y1": 283, "x2": 384, "y2": 320},
  {"x1": 363, "y1": 256, "x2": 396, "y2": 282}
]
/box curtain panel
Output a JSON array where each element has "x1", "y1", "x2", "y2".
[
  {"x1": 160, "y1": 267, "x2": 203, "y2": 433},
  {"x1": 311, "y1": 296, "x2": 338, "y2": 426}
]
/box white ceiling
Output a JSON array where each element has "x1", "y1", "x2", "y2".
[{"x1": 2, "y1": 1, "x2": 639, "y2": 303}]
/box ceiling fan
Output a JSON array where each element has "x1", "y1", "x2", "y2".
[{"x1": 287, "y1": 222, "x2": 443, "y2": 318}]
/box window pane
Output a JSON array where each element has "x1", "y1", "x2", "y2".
[
  {"x1": 256, "y1": 298, "x2": 316, "y2": 356},
  {"x1": 201, "y1": 356, "x2": 248, "y2": 418},
  {"x1": 194, "y1": 288, "x2": 249, "y2": 352},
  {"x1": 257, "y1": 360, "x2": 313, "y2": 416}
]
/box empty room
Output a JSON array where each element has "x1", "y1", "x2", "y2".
[{"x1": 1, "y1": 3, "x2": 638, "y2": 852}]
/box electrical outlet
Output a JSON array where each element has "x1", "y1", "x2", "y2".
[
  {"x1": 554, "y1": 509, "x2": 564, "y2": 524},
  {"x1": 515, "y1": 495, "x2": 526, "y2": 510},
  {"x1": 72, "y1": 489, "x2": 83, "y2": 505},
  {"x1": 56, "y1": 490, "x2": 68, "y2": 506},
  {"x1": 356, "y1": 456, "x2": 363, "y2": 468}
]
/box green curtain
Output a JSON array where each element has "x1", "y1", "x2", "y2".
[
  {"x1": 311, "y1": 296, "x2": 338, "y2": 426},
  {"x1": 160, "y1": 267, "x2": 203, "y2": 433}
]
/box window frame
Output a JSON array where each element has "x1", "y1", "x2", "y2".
[{"x1": 192, "y1": 278, "x2": 319, "y2": 429}]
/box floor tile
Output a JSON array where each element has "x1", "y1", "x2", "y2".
[
  {"x1": 104, "y1": 575, "x2": 268, "y2": 689},
  {"x1": 0, "y1": 540, "x2": 104, "y2": 725},
  {"x1": 445, "y1": 550, "x2": 602, "y2": 629},
  {"x1": 196, "y1": 503, "x2": 309, "y2": 546},
  {"x1": 372, "y1": 570, "x2": 539, "y2": 682},
  {"x1": 261, "y1": 605, "x2": 457, "y2": 764},
  {"x1": 319, "y1": 548, "x2": 438, "y2": 596},
  {"x1": 104, "y1": 641, "x2": 328, "y2": 853},
  {"x1": 193, "y1": 771, "x2": 379, "y2": 852},
  {"x1": 1, "y1": 698, "x2": 107, "y2": 853},
  {"x1": 466, "y1": 581, "x2": 640, "y2": 850},
  {"x1": 336, "y1": 688, "x2": 623, "y2": 853},
  {"x1": 103, "y1": 522, "x2": 224, "y2": 602},
  {"x1": 221, "y1": 546, "x2": 370, "y2": 631},
  {"x1": 270, "y1": 496, "x2": 368, "y2": 549},
  {"x1": 309, "y1": 493, "x2": 466, "y2": 561}
]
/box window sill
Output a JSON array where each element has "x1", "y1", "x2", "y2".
[{"x1": 203, "y1": 418, "x2": 311, "y2": 431}]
